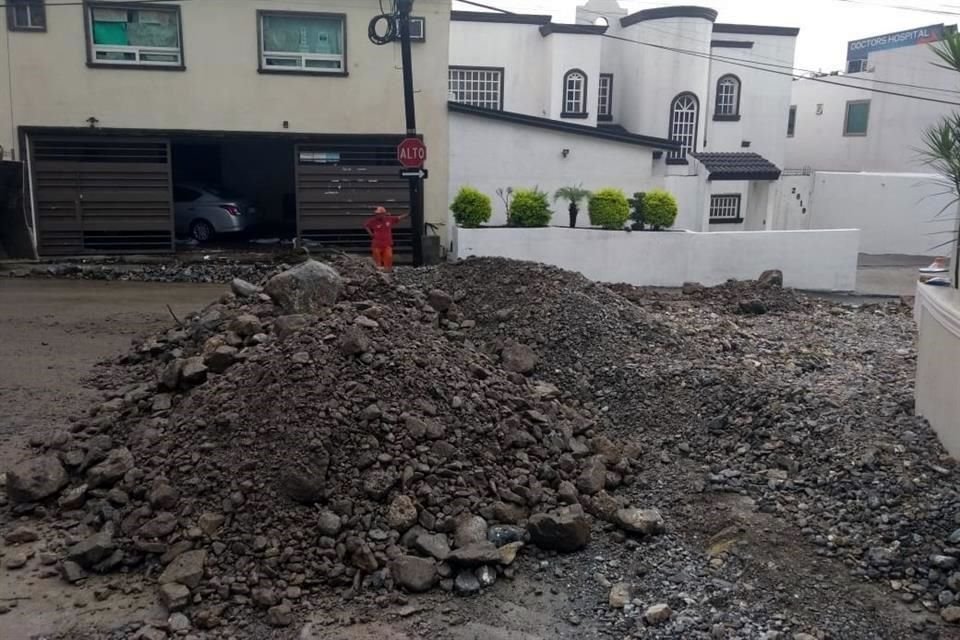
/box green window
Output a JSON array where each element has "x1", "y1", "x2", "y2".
[
  {"x1": 844, "y1": 100, "x2": 870, "y2": 136},
  {"x1": 88, "y1": 5, "x2": 182, "y2": 67},
  {"x1": 259, "y1": 12, "x2": 346, "y2": 73}
]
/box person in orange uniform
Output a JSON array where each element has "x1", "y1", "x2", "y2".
[{"x1": 364, "y1": 206, "x2": 408, "y2": 272}]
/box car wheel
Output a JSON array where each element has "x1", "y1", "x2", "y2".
[{"x1": 190, "y1": 220, "x2": 214, "y2": 243}]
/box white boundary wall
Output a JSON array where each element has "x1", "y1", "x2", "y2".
[
  {"x1": 915, "y1": 284, "x2": 960, "y2": 458},
  {"x1": 775, "y1": 172, "x2": 957, "y2": 257},
  {"x1": 455, "y1": 227, "x2": 860, "y2": 291}
]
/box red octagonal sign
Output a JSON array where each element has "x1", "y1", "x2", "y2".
[{"x1": 397, "y1": 137, "x2": 427, "y2": 169}]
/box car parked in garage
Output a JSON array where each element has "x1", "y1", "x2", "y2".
[{"x1": 174, "y1": 184, "x2": 258, "y2": 242}]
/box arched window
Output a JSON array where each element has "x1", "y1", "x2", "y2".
[
  {"x1": 715, "y1": 74, "x2": 741, "y2": 119},
  {"x1": 563, "y1": 69, "x2": 588, "y2": 116},
  {"x1": 668, "y1": 92, "x2": 699, "y2": 161}
]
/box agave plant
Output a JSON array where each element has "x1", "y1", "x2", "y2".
[
  {"x1": 922, "y1": 34, "x2": 960, "y2": 287},
  {"x1": 554, "y1": 185, "x2": 592, "y2": 228}
]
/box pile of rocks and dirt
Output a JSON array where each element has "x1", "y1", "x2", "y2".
[
  {"x1": 1, "y1": 258, "x2": 668, "y2": 632},
  {"x1": 400, "y1": 258, "x2": 960, "y2": 630}
]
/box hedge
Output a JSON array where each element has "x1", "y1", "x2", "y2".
[
  {"x1": 588, "y1": 188, "x2": 631, "y2": 229},
  {"x1": 450, "y1": 186, "x2": 492, "y2": 228}
]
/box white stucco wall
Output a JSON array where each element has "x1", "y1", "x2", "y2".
[
  {"x1": 614, "y1": 16, "x2": 713, "y2": 145},
  {"x1": 785, "y1": 45, "x2": 957, "y2": 173},
  {"x1": 449, "y1": 111, "x2": 662, "y2": 227},
  {"x1": 778, "y1": 171, "x2": 957, "y2": 256},
  {"x1": 915, "y1": 284, "x2": 960, "y2": 458},
  {"x1": 705, "y1": 34, "x2": 797, "y2": 168},
  {"x1": 456, "y1": 226, "x2": 859, "y2": 291},
  {"x1": 547, "y1": 34, "x2": 603, "y2": 125},
  {"x1": 449, "y1": 20, "x2": 549, "y2": 117}
]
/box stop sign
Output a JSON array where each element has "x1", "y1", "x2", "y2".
[{"x1": 397, "y1": 137, "x2": 427, "y2": 169}]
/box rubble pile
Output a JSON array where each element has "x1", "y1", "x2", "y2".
[
  {"x1": 402, "y1": 258, "x2": 960, "y2": 625},
  {"x1": 2, "y1": 258, "x2": 665, "y2": 630}
]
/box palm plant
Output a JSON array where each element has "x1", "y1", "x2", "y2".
[
  {"x1": 922, "y1": 34, "x2": 960, "y2": 287},
  {"x1": 554, "y1": 185, "x2": 592, "y2": 228}
]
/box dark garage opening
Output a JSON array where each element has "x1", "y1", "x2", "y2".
[
  {"x1": 171, "y1": 135, "x2": 297, "y2": 245},
  {"x1": 27, "y1": 129, "x2": 414, "y2": 257}
]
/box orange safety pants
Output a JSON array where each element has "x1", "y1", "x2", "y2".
[{"x1": 371, "y1": 246, "x2": 394, "y2": 271}]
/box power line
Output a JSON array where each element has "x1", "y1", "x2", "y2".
[
  {"x1": 834, "y1": 0, "x2": 960, "y2": 16},
  {"x1": 574, "y1": 3, "x2": 960, "y2": 96},
  {"x1": 0, "y1": 0, "x2": 187, "y2": 6},
  {"x1": 456, "y1": 0, "x2": 960, "y2": 105}
]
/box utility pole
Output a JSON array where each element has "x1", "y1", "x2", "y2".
[{"x1": 397, "y1": 0, "x2": 424, "y2": 267}]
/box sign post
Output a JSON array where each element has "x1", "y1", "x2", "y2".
[{"x1": 396, "y1": 0, "x2": 425, "y2": 267}]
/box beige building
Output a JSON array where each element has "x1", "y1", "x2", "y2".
[{"x1": 0, "y1": 0, "x2": 450, "y2": 257}]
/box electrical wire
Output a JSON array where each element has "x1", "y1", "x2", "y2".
[
  {"x1": 0, "y1": 0, "x2": 189, "y2": 6},
  {"x1": 574, "y1": 4, "x2": 960, "y2": 95},
  {"x1": 455, "y1": 0, "x2": 960, "y2": 105}
]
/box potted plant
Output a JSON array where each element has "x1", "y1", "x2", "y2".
[
  {"x1": 922, "y1": 33, "x2": 960, "y2": 288},
  {"x1": 554, "y1": 185, "x2": 592, "y2": 228}
]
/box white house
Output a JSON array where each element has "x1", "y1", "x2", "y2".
[
  {"x1": 779, "y1": 24, "x2": 959, "y2": 256},
  {"x1": 447, "y1": 1, "x2": 799, "y2": 233}
]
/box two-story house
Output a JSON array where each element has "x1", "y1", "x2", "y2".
[
  {"x1": 447, "y1": 1, "x2": 798, "y2": 232},
  {"x1": 0, "y1": 0, "x2": 450, "y2": 258}
]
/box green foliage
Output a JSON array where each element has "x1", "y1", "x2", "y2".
[
  {"x1": 508, "y1": 188, "x2": 552, "y2": 227},
  {"x1": 553, "y1": 185, "x2": 592, "y2": 209},
  {"x1": 629, "y1": 192, "x2": 647, "y2": 229},
  {"x1": 450, "y1": 186, "x2": 492, "y2": 228},
  {"x1": 588, "y1": 188, "x2": 630, "y2": 229},
  {"x1": 924, "y1": 34, "x2": 960, "y2": 288},
  {"x1": 643, "y1": 189, "x2": 679, "y2": 230}
]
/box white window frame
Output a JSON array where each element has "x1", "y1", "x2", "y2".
[
  {"x1": 598, "y1": 73, "x2": 613, "y2": 120},
  {"x1": 448, "y1": 66, "x2": 503, "y2": 110},
  {"x1": 8, "y1": 0, "x2": 45, "y2": 31},
  {"x1": 668, "y1": 93, "x2": 699, "y2": 162},
  {"x1": 259, "y1": 12, "x2": 346, "y2": 74},
  {"x1": 710, "y1": 194, "x2": 742, "y2": 223},
  {"x1": 563, "y1": 69, "x2": 587, "y2": 115},
  {"x1": 715, "y1": 75, "x2": 740, "y2": 117},
  {"x1": 87, "y1": 5, "x2": 183, "y2": 68}
]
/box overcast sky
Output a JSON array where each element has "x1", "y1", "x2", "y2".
[{"x1": 453, "y1": 0, "x2": 960, "y2": 72}]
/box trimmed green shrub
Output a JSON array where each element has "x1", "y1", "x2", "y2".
[
  {"x1": 588, "y1": 188, "x2": 630, "y2": 229},
  {"x1": 508, "y1": 188, "x2": 552, "y2": 227},
  {"x1": 643, "y1": 189, "x2": 679, "y2": 229},
  {"x1": 629, "y1": 192, "x2": 647, "y2": 230},
  {"x1": 450, "y1": 186, "x2": 492, "y2": 228}
]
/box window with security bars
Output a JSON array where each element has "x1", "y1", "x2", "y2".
[
  {"x1": 710, "y1": 194, "x2": 742, "y2": 223},
  {"x1": 598, "y1": 73, "x2": 613, "y2": 120},
  {"x1": 563, "y1": 70, "x2": 587, "y2": 115},
  {"x1": 668, "y1": 93, "x2": 698, "y2": 161},
  {"x1": 715, "y1": 75, "x2": 740, "y2": 117},
  {"x1": 7, "y1": 0, "x2": 45, "y2": 31},
  {"x1": 448, "y1": 67, "x2": 503, "y2": 110}
]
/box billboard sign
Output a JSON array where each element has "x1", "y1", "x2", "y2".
[{"x1": 847, "y1": 24, "x2": 945, "y2": 63}]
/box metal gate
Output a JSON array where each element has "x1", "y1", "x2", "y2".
[
  {"x1": 295, "y1": 140, "x2": 412, "y2": 255},
  {"x1": 30, "y1": 136, "x2": 174, "y2": 255}
]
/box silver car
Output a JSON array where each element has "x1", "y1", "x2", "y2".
[{"x1": 174, "y1": 184, "x2": 257, "y2": 242}]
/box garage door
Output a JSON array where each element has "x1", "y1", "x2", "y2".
[
  {"x1": 295, "y1": 140, "x2": 412, "y2": 255},
  {"x1": 30, "y1": 136, "x2": 174, "y2": 255}
]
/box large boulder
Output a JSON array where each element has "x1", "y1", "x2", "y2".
[
  {"x1": 230, "y1": 278, "x2": 261, "y2": 298},
  {"x1": 613, "y1": 508, "x2": 665, "y2": 536},
  {"x1": 391, "y1": 555, "x2": 438, "y2": 593},
  {"x1": 265, "y1": 260, "x2": 343, "y2": 314},
  {"x1": 527, "y1": 508, "x2": 591, "y2": 552},
  {"x1": 86, "y1": 448, "x2": 135, "y2": 488},
  {"x1": 66, "y1": 529, "x2": 115, "y2": 568},
  {"x1": 758, "y1": 269, "x2": 784, "y2": 287},
  {"x1": 501, "y1": 342, "x2": 538, "y2": 374},
  {"x1": 6, "y1": 455, "x2": 68, "y2": 503},
  {"x1": 159, "y1": 550, "x2": 207, "y2": 589}
]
